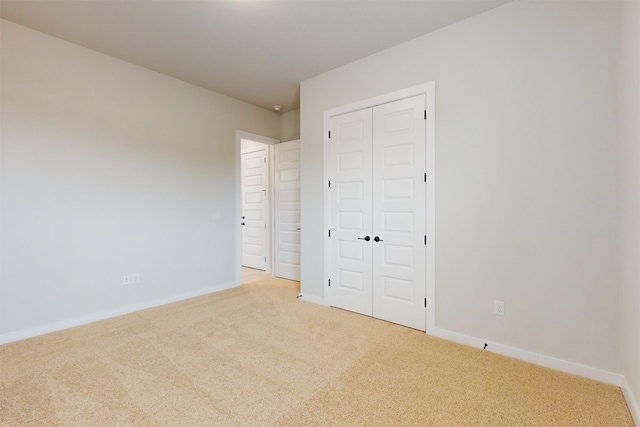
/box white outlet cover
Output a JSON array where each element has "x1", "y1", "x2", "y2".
[
  {"x1": 494, "y1": 300, "x2": 505, "y2": 316},
  {"x1": 132, "y1": 274, "x2": 140, "y2": 284},
  {"x1": 123, "y1": 274, "x2": 131, "y2": 285}
]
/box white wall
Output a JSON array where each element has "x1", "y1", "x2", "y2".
[
  {"x1": 618, "y1": 0, "x2": 640, "y2": 413},
  {"x1": 300, "y1": 1, "x2": 621, "y2": 372},
  {"x1": 0, "y1": 20, "x2": 280, "y2": 337},
  {"x1": 279, "y1": 109, "x2": 300, "y2": 142}
]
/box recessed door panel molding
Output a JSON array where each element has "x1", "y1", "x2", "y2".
[
  {"x1": 383, "y1": 108, "x2": 415, "y2": 136},
  {"x1": 337, "y1": 181, "x2": 365, "y2": 201},
  {"x1": 383, "y1": 244, "x2": 414, "y2": 269},
  {"x1": 279, "y1": 189, "x2": 299, "y2": 203},
  {"x1": 280, "y1": 231, "x2": 300, "y2": 245},
  {"x1": 338, "y1": 269, "x2": 364, "y2": 292},
  {"x1": 383, "y1": 144, "x2": 414, "y2": 167},
  {"x1": 279, "y1": 251, "x2": 300, "y2": 266},
  {"x1": 339, "y1": 240, "x2": 364, "y2": 261},
  {"x1": 274, "y1": 140, "x2": 301, "y2": 281},
  {"x1": 339, "y1": 121, "x2": 365, "y2": 142},
  {"x1": 245, "y1": 156, "x2": 263, "y2": 169},
  {"x1": 279, "y1": 169, "x2": 300, "y2": 183},
  {"x1": 338, "y1": 211, "x2": 364, "y2": 231},
  {"x1": 382, "y1": 178, "x2": 414, "y2": 201},
  {"x1": 339, "y1": 151, "x2": 364, "y2": 171},
  {"x1": 382, "y1": 212, "x2": 414, "y2": 234},
  {"x1": 244, "y1": 192, "x2": 262, "y2": 204},
  {"x1": 245, "y1": 174, "x2": 264, "y2": 187},
  {"x1": 279, "y1": 147, "x2": 299, "y2": 163},
  {"x1": 382, "y1": 276, "x2": 414, "y2": 303},
  {"x1": 279, "y1": 210, "x2": 300, "y2": 224}
]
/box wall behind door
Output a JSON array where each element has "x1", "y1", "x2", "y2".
[{"x1": 279, "y1": 109, "x2": 300, "y2": 142}]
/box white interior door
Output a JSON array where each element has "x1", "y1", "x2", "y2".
[
  {"x1": 329, "y1": 108, "x2": 373, "y2": 316},
  {"x1": 372, "y1": 95, "x2": 426, "y2": 331},
  {"x1": 328, "y1": 95, "x2": 426, "y2": 331},
  {"x1": 274, "y1": 140, "x2": 301, "y2": 281},
  {"x1": 241, "y1": 148, "x2": 268, "y2": 270}
]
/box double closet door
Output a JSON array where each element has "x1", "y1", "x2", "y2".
[{"x1": 329, "y1": 94, "x2": 426, "y2": 331}]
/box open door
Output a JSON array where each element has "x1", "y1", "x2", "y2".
[{"x1": 274, "y1": 140, "x2": 301, "y2": 281}]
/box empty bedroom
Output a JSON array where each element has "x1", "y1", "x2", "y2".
[{"x1": 1, "y1": 0, "x2": 638, "y2": 425}]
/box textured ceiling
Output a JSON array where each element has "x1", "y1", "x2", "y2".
[{"x1": 1, "y1": 0, "x2": 509, "y2": 112}]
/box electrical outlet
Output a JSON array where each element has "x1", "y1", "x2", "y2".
[
  {"x1": 494, "y1": 300, "x2": 505, "y2": 316},
  {"x1": 132, "y1": 273, "x2": 140, "y2": 284},
  {"x1": 123, "y1": 274, "x2": 131, "y2": 285}
]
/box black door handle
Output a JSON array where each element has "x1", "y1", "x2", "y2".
[
  {"x1": 374, "y1": 236, "x2": 383, "y2": 242},
  {"x1": 357, "y1": 236, "x2": 371, "y2": 241}
]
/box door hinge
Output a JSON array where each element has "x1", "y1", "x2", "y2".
[
  {"x1": 424, "y1": 110, "x2": 427, "y2": 120},
  {"x1": 263, "y1": 157, "x2": 266, "y2": 163},
  {"x1": 424, "y1": 235, "x2": 427, "y2": 245},
  {"x1": 328, "y1": 130, "x2": 331, "y2": 139},
  {"x1": 424, "y1": 173, "x2": 427, "y2": 183},
  {"x1": 424, "y1": 298, "x2": 427, "y2": 308},
  {"x1": 328, "y1": 229, "x2": 331, "y2": 237},
  {"x1": 328, "y1": 180, "x2": 331, "y2": 188},
  {"x1": 328, "y1": 279, "x2": 331, "y2": 287},
  {"x1": 265, "y1": 257, "x2": 267, "y2": 262}
]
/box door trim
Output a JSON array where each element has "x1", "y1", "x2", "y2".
[
  {"x1": 322, "y1": 82, "x2": 436, "y2": 334},
  {"x1": 235, "y1": 131, "x2": 280, "y2": 285}
]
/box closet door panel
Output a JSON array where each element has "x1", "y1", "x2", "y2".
[
  {"x1": 372, "y1": 95, "x2": 426, "y2": 331},
  {"x1": 329, "y1": 108, "x2": 373, "y2": 316}
]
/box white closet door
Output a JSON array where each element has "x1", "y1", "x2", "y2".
[
  {"x1": 241, "y1": 148, "x2": 268, "y2": 270},
  {"x1": 274, "y1": 140, "x2": 301, "y2": 281},
  {"x1": 372, "y1": 94, "x2": 426, "y2": 331},
  {"x1": 329, "y1": 108, "x2": 373, "y2": 316}
]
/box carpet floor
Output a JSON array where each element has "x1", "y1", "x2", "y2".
[{"x1": 0, "y1": 277, "x2": 634, "y2": 426}]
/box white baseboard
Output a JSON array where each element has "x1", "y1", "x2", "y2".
[
  {"x1": 305, "y1": 296, "x2": 632, "y2": 403},
  {"x1": 430, "y1": 328, "x2": 640, "y2": 424},
  {"x1": 621, "y1": 376, "x2": 640, "y2": 426},
  {"x1": 299, "y1": 292, "x2": 328, "y2": 306},
  {"x1": 428, "y1": 325, "x2": 623, "y2": 386},
  {"x1": 0, "y1": 280, "x2": 239, "y2": 345}
]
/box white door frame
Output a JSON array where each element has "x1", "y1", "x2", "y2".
[
  {"x1": 235, "y1": 130, "x2": 280, "y2": 285},
  {"x1": 322, "y1": 82, "x2": 436, "y2": 334}
]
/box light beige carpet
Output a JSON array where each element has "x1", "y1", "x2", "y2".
[
  {"x1": 240, "y1": 266, "x2": 272, "y2": 284},
  {"x1": 0, "y1": 277, "x2": 634, "y2": 426}
]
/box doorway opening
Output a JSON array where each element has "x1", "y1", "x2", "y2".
[
  {"x1": 241, "y1": 139, "x2": 271, "y2": 272},
  {"x1": 235, "y1": 131, "x2": 301, "y2": 286}
]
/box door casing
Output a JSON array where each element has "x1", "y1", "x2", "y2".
[
  {"x1": 322, "y1": 82, "x2": 436, "y2": 334},
  {"x1": 235, "y1": 131, "x2": 279, "y2": 284}
]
